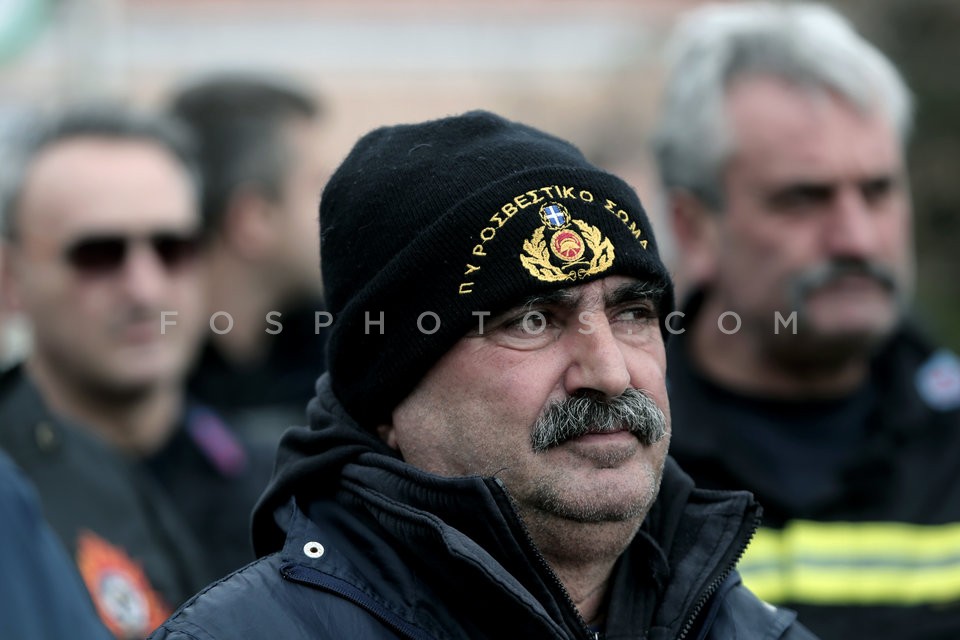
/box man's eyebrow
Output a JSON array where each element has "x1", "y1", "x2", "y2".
[
  {"x1": 499, "y1": 282, "x2": 664, "y2": 318},
  {"x1": 607, "y1": 281, "x2": 665, "y2": 308},
  {"x1": 514, "y1": 288, "x2": 579, "y2": 312}
]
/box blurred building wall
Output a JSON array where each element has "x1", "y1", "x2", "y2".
[{"x1": 1, "y1": 0, "x2": 957, "y2": 350}]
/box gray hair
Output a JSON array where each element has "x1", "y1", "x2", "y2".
[
  {"x1": 0, "y1": 104, "x2": 200, "y2": 240},
  {"x1": 650, "y1": 1, "x2": 913, "y2": 210}
]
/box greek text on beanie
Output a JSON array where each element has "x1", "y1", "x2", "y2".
[{"x1": 320, "y1": 110, "x2": 673, "y2": 428}]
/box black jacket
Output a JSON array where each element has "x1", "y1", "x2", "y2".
[
  {"x1": 668, "y1": 292, "x2": 960, "y2": 639},
  {"x1": 0, "y1": 366, "x2": 273, "y2": 639},
  {"x1": 187, "y1": 299, "x2": 329, "y2": 448},
  {"x1": 151, "y1": 375, "x2": 815, "y2": 639}
]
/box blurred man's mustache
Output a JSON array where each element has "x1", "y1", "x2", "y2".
[
  {"x1": 793, "y1": 258, "x2": 898, "y2": 301},
  {"x1": 531, "y1": 388, "x2": 667, "y2": 452}
]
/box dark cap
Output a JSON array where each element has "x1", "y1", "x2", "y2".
[{"x1": 320, "y1": 110, "x2": 672, "y2": 428}]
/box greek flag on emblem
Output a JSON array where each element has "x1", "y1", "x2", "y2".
[{"x1": 544, "y1": 204, "x2": 566, "y2": 227}]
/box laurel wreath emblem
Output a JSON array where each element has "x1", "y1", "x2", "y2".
[{"x1": 520, "y1": 218, "x2": 615, "y2": 282}]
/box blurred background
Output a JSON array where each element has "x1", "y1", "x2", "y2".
[{"x1": 1, "y1": 0, "x2": 957, "y2": 351}]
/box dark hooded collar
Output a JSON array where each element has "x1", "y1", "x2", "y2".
[{"x1": 252, "y1": 374, "x2": 397, "y2": 556}]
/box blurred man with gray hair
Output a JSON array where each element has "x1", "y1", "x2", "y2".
[{"x1": 652, "y1": 3, "x2": 960, "y2": 638}]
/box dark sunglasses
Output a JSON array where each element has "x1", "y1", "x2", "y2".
[{"x1": 63, "y1": 232, "x2": 201, "y2": 275}]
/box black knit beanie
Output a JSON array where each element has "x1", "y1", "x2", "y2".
[{"x1": 320, "y1": 110, "x2": 673, "y2": 428}]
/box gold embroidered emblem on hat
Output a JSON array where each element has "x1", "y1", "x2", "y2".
[{"x1": 520, "y1": 202, "x2": 614, "y2": 283}]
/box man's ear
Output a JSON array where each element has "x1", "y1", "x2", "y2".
[
  {"x1": 220, "y1": 187, "x2": 278, "y2": 261},
  {"x1": 669, "y1": 190, "x2": 722, "y2": 288},
  {"x1": 376, "y1": 423, "x2": 399, "y2": 450}
]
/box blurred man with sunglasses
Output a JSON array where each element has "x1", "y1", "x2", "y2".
[{"x1": 0, "y1": 106, "x2": 273, "y2": 639}]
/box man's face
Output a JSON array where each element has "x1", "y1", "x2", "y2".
[
  {"x1": 707, "y1": 76, "x2": 914, "y2": 353},
  {"x1": 5, "y1": 137, "x2": 205, "y2": 396},
  {"x1": 383, "y1": 275, "x2": 670, "y2": 532},
  {"x1": 271, "y1": 117, "x2": 327, "y2": 301}
]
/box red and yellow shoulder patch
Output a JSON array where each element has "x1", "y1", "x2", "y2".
[{"x1": 76, "y1": 530, "x2": 171, "y2": 638}]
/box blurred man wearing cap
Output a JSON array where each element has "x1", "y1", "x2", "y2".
[
  {"x1": 651, "y1": 3, "x2": 960, "y2": 639},
  {"x1": 151, "y1": 111, "x2": 814, "y2": 639},
  {"x1": 0, "y1": 106, "x2": 272, "y2": 639}
]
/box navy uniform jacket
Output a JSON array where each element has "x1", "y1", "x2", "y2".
[
  {"x1": 151, "y1": 375, "x2": 816, "y2": 639},
  {"x1": 0, "y1": 450, "x2": 113, "y2": 640},
  {"x1": 668, "y1": 291, "x2": 960, "y2": 639},
  {"x1": 0, "y1": 366, "x2": 274, "y2": 639}
]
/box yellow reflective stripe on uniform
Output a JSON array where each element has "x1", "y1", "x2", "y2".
[{"x1": 738, "y1": 521, "x2": 960, "y2": 605}]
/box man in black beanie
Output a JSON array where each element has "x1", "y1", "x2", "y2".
[{"x1": 150, "y1": 111, "x2": 815, "y2": 639}]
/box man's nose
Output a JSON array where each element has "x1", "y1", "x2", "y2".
[
  {"x1": 562, "y1": 314, "x2": 631, "y2": 399},
  {"x1": 824, "y1": 187, "x2": 880, "y2": 258},
  {"x1": 119, "y1": 243, "x2": 168, "y2": 303}
]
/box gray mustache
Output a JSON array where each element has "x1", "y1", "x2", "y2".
[
  {"x1": 531, "y1": 388, "x2": 667, "y2": 452},
  {"x1": 793, "y1": 258, "x2": 897, "y2": 300}
]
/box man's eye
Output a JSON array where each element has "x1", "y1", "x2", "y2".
[
  {"x1": 615, "y1": 304, "x2": 657, "y2": 323},
  {"x1": 861, "y1": 178, "x2": 893, "y2": 205},
  {"x1": 501, "y1": 311, "x2": 551, "y2": 335},
  {"x1": 769, "y1": 185, "x2": 832, "y2": 212},
  {"x1": 485, "y1": 309, "x2": 561, "y2": 350}
]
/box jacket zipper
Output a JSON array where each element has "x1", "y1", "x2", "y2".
[
  {"x1": 492, "y1": 478, "x2": 597, "y2": 640},
  {"x1": 280, "y1": 564, "x2": 436, "y2": 640},
  {"x1": 676, "y1": 511, "x2": 762, "y2": 640}
]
